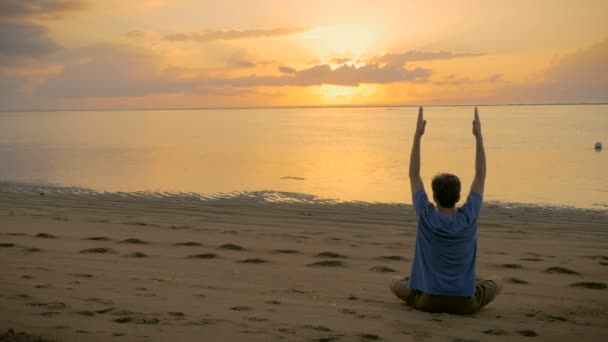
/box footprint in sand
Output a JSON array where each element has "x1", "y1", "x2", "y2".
[
  {"x1": 0, "y1": 243, "x2": 15, "y2": 248},
  {"x1": 236, "y1": 258, "x2": 269, "y2": 264},
  {"x1": 600, "y1": 262, "x2": 608, "y2": 266},
  {"x1": 25, "y1": 247, "x2": 42, "y2": 252},
  {"x1": 218, "y1": 244, "x2": 246, "y2": 251},
  {"x1": 375, "y1": 256, "x2": 408, "y2": 261},
  {"x1": 525, "y1": 311, "x2": 567, "y2": 322},
  {"x1": 118, "y1": 238, "x2": 148, "y2": 244},
  {"x1": 75, "y1": 310, "x2": 96, "y2": 317},
  {"x1": 271, "y1": 249, "x2": 300, "y2": 254},
  {"x1": 520, "y1": 258, "x2": 543, "y2": 261},
  {"x1": 85, "y1": 298, "x2": 114, "y2": 305},
  {"x1": 35, "y1": 233, "x2": 56, "y2": 239},
  {"x1": 94, "y1": 307, "x2": 115, "y2": 314},
  {"x1": 27, "y1": 302, "x2": 68, "y2": 310},
  {"x1": 69, "y1": 273, "x2": 93, "y2": 278},
  {"x1": 113, "y1": 317, "x2": 160, "y2": 324},
  {"x1": 40, "y1": 312, "x2": 61, "y2": 317},
  {"x1": 304, "y1": 325, "x2": 332, "y2": 332},
  {"x1": 483, "y1": 328, "x2": 508, "y2": 335},
  {"x1": 369, "y1": 266, "x2": 396, "y2": 273},
  {"x1": 126, "y1": 252, "x2": 147, "y2": 258},
  {"x1": 82, "y1": 236, "x2": 111, "y2": 241},
  {"x1": 230, "y1": 306, "x2": 253, "y2": 311},
  {"x1": 505, "y1": 277, "x2": 529, "y2": 284},
  {"x1": 187, "y1": 253, "x2": 217, "y2": 259},
  {"x1": 544, "y1": 267, "x2": 579, "y2": 275},
  {"x1": 307, "y1": 260, "x2": 347, "y2": 267},
  {"x1": 496, "y1": 264, "x2": 523, "y2": 269},
  {"x1": 315, "y1": 252, "x2": 347, "y2": 258},
  {"x1": 79, "y1": 247, "x2": 117, "y2": 254},
  {"x1": 358, "y1": 333, "x2": 381, "y2": 340},
  {"x1": 265, "y1": 300, "x2": 281, "y2": 305},
  {"x1": 516, "y1": 330, "x2": 538, "y2": 337},
  {"x1": 175, "y1": 242, "x2": 203, "y2": 247},
  {"x1": 316, "y1": 337, "x2": 341, "y2": 342},
  {"x1": 569, "y1": 282, "x2": 606, "y2": 289}
]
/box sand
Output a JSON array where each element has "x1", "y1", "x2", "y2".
[{"x1": 0, "y1": 189, "x2": 607, "y2": 341}]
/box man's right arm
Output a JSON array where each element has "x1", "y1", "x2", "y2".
[{"x1": 470, "y1": 107, "x2": 485, "y2": 197}]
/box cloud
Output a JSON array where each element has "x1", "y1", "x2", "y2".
[
  {"x1": 329, "y1": 57, "x2": 354, "y2": 64},
  {"x1": 368, "y1": 50, "x2": 484, "y2": 66},
  {"x1": 0, "y1": 0, "x2": 86, "y2": 20},
  {"x1": 500, "y1": 37, "x2": 608, "y2": 103},
  {"x1": 216, "y1": 63, "x2": 430, "y2": 87},
  {"x1": 125, "y1": 30, "x2": 148, "y2": 38},
  {"x1": 278, "y1": 66, "x2": 296, "y2": 74},
  {"x1": 432, "y1": 73, "x2": 506, "y2": 86},
  {"x1": 0, "y1": 0, "x2": 87, "y2": 63},
  {"x1": 35, "y1": 45, "x2": 199, "y2": 98},
  {"x1": 0, "y1": 21, "x2": 60, "y2": 58},
  {"x1": 163, "y1": 27, "x2": 306, "y2": 42},
  {"x1": 226, "y1": 50, "x2": 257, "y2": 68}
]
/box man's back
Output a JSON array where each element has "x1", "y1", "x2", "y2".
[{"x1": 409, "y1": 190, "x2": 482, "y2": 296}]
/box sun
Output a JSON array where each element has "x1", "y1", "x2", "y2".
[{"x1": 319, "y1": 85, "x2": 359, "y2": 103}]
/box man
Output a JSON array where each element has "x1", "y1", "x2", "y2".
[{"x1": 389, "y1": 106, "x2": 503, "y2": 314}]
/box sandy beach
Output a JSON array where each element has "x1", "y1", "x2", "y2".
[{"x1": 1, "y1": 189, "x2": 607, "y2": 341}]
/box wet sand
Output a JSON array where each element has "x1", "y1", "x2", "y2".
[{"x1": 1, "y1": 190, "x2": 607, "y2": 341}]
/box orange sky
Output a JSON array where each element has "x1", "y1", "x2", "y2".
[{"x1": 0, "y1": 0, "x2": 607, "y2": 109}]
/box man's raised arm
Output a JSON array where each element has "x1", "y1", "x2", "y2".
[
  {"x1": 409, "y1": 106, "x2": 426, "y2": 196},
  {"x1": 470, "y1": 107, "x2": 486, "y2": 197}
]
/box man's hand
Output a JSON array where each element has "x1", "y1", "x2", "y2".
[
  {"x1": 416, "y1": 106, "x2": 427, "y2": 137},
  {"x1": 472, "y1": 106, "x2": 481, "y2": 137}
]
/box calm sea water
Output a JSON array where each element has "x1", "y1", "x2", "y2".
[{"x1": 0, "y1": 105, "x2": 606, "y2": 209}]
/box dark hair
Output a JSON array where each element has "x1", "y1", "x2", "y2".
[{"x1": 431, "y1": 173, "x2": 461, "y2": 208}]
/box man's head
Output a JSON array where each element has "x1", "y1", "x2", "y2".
[{"x1": 431, "y1": 173, "x2": 461, "y2": 208}]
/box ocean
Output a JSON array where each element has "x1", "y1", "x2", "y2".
[{"x1": 0, "y1": 104, "x2": 606, "y2": 209}]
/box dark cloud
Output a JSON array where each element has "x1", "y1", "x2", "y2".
[
  {"x1": 368, "y1": 50, "x2": 484, "y2": 66},
  {"x1": 163, "y1": 28, "x2": 306, "y2": 42},
  {"x1": 500, "y1": 37, "x2": 608, "y2": 103},
  {"x1": 329, "y1": 57, "x2": 354, "y2": 64},
  {"x1": 36, "y1": 45, "x2": 198, "y2": 98},
  {"x1": 278, "y1": 66, "x2": 296, "y2": 74},
  {"x1": 0, "y1": 0, "x2": 86, "y2": 20},
  {"x1": 433, "y1": 73, "x2": 507, "y2": 86},
  {"x1": 0, "y1": 21, "x2": 60, "y2": 58},
  {"x1": 125, "y1": 30, "x2": 147, "y2": 38},
  {"x1": 217, "y1": 63, "x2": 430, "y2": 87},
  {"x1": 0, "y1": 0, "x2": 87, "y2": 62},
  {"x1": 227, "y1": 50, "x2": 257, "y2": 68}
]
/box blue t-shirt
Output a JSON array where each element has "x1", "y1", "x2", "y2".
[{"x1": 409, "y1": 190, "x2": 482, "y2": 297}]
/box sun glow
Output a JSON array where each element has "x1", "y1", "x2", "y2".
[
  {"x1": 319, "y1": 85, "x2": 360, "y2": 103},
  {"x1": 299, "y1": 24, "x2": 378, "y2": 55}
]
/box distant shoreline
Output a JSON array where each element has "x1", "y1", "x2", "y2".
[
  {"x1": 1, "y1": 180, "x2": 606, "y2": 214},
  {"x1": 1, "y1": 102, "x2": 607, "y2": 113}
]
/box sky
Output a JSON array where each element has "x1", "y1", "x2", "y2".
[{"x1": 0, "y1": 0, "x2": 607, "y2": 110}]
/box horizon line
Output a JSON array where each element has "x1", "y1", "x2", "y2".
[{"x1": 1, "y1": 101, "x2": 607, "y2": 113}]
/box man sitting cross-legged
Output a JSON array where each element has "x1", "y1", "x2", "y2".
[{"x1": 389, "y1": 106, "x2": 504, "y2": 315}]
